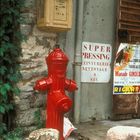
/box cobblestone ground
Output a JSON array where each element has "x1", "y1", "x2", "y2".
[{"x1": 67, "y1": 119, "x2": 140, "y2": 140}]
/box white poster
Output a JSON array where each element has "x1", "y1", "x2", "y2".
[
  {"x1": 81, "y1": 42, "x2": 112, "y2": 83},
  {"x1": 113, "y1": 43, "x2": 140, "y2": 94}
]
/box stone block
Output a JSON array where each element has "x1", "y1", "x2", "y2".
[
  {"x1": 20, "y1": 61, "x2": 42, "y2": 71},
  {"x1": 21, "y1": 13, "x2": 36, "y2": 24},
  {"x1": 16, "y1": 108, "x2": 38, "y2": 126},
  {"x1": 107, "y1": 126, "x2": 140, "y2": 140},
  {"x1": 36, "y1": 37, "x2": 50, "y2": 48},
  {"x1": 21, "y1": 36, "x2": 50, "y2": 60},
  {"x1": 20, "y1": 84, "x2": 33, "y2": 92},
  {"x1": 20, "y1": 24, "x2": 32, "y2": 36},
  {"x1": 21, "y1": 71, "x2": 33, "y2": 80},
  {"x1": 14, "y1": 95, "x2": 21, "y2": 106},
  {"x1": 24, "y1": 0, "x2": 36, "y2": 9},
  {"x1": 33, "y1": 26, "x2": 57, "y2": 38},
  {"x1": 29, "y1": 94, "x2": 46, "y2": 108},
  {"x1": 22, "y1": 125, "x2": 37, "y2": 134},
  {"x1": 17, "y1": 99, "x2": 30, "y2": 111},
  {"x1": 19, "y1": 92, "x2": 32, "y2": 99},
  {"x1": 21, "y1": 36, "x2": 36, "y2": 49},
  {"x1": 27, "y1": 128, "x2": 59, "y2": 140},
  {"x1": 21, "y1": 0, "x2": 36, "y2": 13}
]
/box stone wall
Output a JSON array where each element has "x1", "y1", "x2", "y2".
[{"x1": 14, "y1": 0, "x2": 57, "y2": 133}]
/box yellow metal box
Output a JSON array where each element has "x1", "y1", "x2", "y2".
[{"x1": 37, "y1": 0, "x2": 72, "y2": 32}]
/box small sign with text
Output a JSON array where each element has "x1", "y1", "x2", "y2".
[{"x1": 81, "y1": 42, "x2": 112, "y2": 83}]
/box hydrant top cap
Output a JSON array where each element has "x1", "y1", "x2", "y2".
[{"x1": 46, "y1": 48, "x2": 69, "y2": 63}]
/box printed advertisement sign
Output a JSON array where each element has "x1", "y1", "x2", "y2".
[
  {"x1": 81, "y1": 42, "x2": 112, "y2": 83},
  {"x1": 113, "y1": 43, "x2": 140, "y2": 94}
]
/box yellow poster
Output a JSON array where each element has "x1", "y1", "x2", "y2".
[{"x1": 113, "y1": 43, "x2": 140, "y2": 94}]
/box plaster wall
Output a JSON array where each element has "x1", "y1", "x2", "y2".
[{"x1": 80, "y1": 0, "x2": 117, "y2": 122}]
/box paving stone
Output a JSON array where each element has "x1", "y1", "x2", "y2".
[{"x1": 107, "y1": 126, "x2": 140, "y2": 140}]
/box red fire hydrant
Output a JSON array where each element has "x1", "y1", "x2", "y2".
[{"x1": 34, "y1": 46, "x2": 77, "y2": 140}]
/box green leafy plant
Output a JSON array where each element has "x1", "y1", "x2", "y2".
[
  {"x1": 34, "y1": 109, "x2": 44, "y2": 129},
  {"x1": 3, "y1": 128, "x2": 23, "y2": 140},
  {"x1": 0, "y1": 0, "x2": 24, "y2": 138}
]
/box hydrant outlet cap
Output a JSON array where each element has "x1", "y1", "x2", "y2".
[{"x1": 63, "y1": 104, "x2": 69, "y2": 111}]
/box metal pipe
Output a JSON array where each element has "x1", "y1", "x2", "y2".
[{"x1": 74, "y1": 0, "x2": 84, "y2": 124}]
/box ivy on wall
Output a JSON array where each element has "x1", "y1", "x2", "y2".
[{"x1": 0, "y1": 0, "x2": 24, "y2": 137}]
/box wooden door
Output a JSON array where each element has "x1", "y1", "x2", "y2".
[{"x1": 113, "y1": 0, "x2": 140, "y2": 120}]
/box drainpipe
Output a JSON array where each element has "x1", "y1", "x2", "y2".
[{"x1": 74, "y1": 0, "x2": 84, "y2": 124}]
